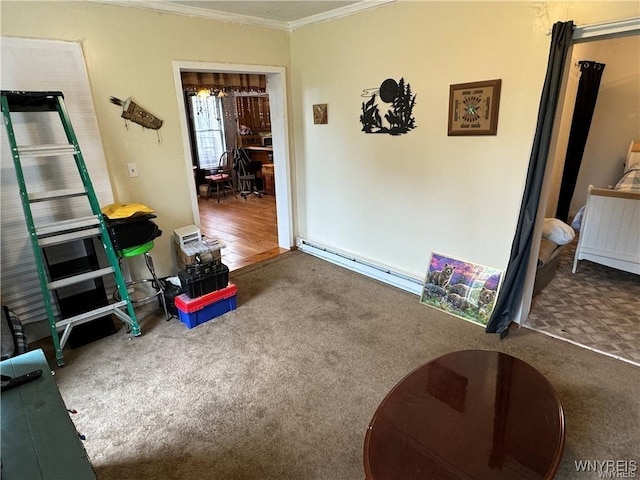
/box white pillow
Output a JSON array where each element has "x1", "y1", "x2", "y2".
[
  {"x1": 542, "y1": 218, "x2": 575, "y2": 245},
  {"x1": 625, "y1": 151, "x2": 640, "y2": 173}
]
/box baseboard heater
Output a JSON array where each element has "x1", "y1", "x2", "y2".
[{"x1": 296, "y1": 238, "x2": 423, "y2": 296}]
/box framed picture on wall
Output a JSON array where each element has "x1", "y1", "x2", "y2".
[
  {"x1": 313, "y1": 104, "x2": 328, "y2": 124},
  {"x1": 448, "y1": 79, "x2": 501, "y2": 136}
]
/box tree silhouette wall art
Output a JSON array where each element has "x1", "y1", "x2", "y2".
[{"x1": 360, "y1": 78, "x2": 416, "y2": 135}]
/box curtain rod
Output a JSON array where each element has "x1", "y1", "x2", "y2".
[
  {"x1": 548, "y1": 17, "x2": 640, "y2": 40},
  {"x1": 574, "y1": 17, "x2": 639, "y2": 40}
]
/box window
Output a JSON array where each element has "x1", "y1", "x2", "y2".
[{"x1": 189, "y1": 94, "x2": 226, "y2": 170}]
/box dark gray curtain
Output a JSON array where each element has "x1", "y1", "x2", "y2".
[
  {"x1": 556, "y1": 60, "x2": 606, "y2": 222},
  {"x1": 486, "y1": 21, "x2": 574, "y2": 336}
]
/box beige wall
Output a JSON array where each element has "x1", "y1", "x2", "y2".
[
  {"x1": 2, "y1": 1, "x2": 638, "y2": 283},
  {"x1": 1, "y1": 1, "x2": 290, "y2": 276},
  {"x1": 290, "y1": 1, "x2": 639, "y2": 279}
]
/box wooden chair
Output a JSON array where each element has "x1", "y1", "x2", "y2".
[{"x1": 205, "y1": 151, "x2": 237, "y2": 203}]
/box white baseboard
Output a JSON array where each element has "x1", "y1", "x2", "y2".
[{"x1": 296, "y1": 238, "x2": 424, "y2": 296}]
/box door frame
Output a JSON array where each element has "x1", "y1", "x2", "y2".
[
  {"x1": 172, "y1": 61, "x2": 294, "y2": 249},
  {"x1": 519, "y1": 18, "x2": 640, "y2": 324}
]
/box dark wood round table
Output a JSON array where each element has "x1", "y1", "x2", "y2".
[{"x1": 364, "y1": 350, "x2": 565, "y2": 480}]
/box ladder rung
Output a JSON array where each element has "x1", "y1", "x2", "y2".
[
  {"x1": 47, "y1": 267, "x2": 115, "y2": 290},
  {"x1": 16, "y1": 144, "x2": 77, "y2": 157},
  {"x1": 37, "y1": 227, "x2": 101, "y2": 247},
  {"x1": 36, "y1": 215, "x2": 100, "y2": 236},
  {"x1": 55, "y1": 301, "x2": 128, "y2": 330},
  {"x1": 29, "y1": 188, "x2": 87, "y2": 202}
]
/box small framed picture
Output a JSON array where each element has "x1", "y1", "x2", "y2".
[
  {"x1": 448, "y1": 79, "x2": 501, "y2": 136},
  {"x1": 313, "y1": 103, "x2": 328, "y2": 124}
]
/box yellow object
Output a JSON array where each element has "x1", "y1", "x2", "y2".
[{"x1": 101, "y1": 203, "x2": 155, "y2": 219}]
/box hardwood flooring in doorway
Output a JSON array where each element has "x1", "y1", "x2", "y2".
[{"x1": 198, "y1": 194, "x2": 287, "y2": 271}]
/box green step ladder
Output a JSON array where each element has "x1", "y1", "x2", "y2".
[{"x1": 1, "y1": 90, "x2": 141, "y2": 366}]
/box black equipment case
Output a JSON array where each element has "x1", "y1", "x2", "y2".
[
  {"x1": 104, "y1": 213, "x2": 162, "y2": 251},
  {"x1": 178, "y1": 262, "x2": 229, "y2": 298}
]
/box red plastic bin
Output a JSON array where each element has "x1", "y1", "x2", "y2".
[{"x1": 174, "y1": 284, "x2": 237, "y2": 329}]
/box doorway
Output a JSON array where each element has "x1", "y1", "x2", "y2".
[
  {"x1": 172, "y1": 62, "x2": 294, "y2": 270},
  {"x1": 523, "y1": 26, "x2": 640, "y2": 365}
]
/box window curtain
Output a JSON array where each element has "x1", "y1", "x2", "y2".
[
  {"x1": 485, "y1": 21, "x2": 574, "y2": 336},
  {"x1": 235, "y1": 95, "x2": 271, "y2": 133},
  {"x1": 1, "y1": 38, "x2": 116, "y2": 326},
  {"x1": 181, "y1": 72, "x2": 267, "y2": 95},
  {"x1": 555, "y1": 61, "x2": 606, "y2": 222}
]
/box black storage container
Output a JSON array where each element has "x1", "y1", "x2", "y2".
[
  {"x1": 43, "y1": 238, "x2": 116, "y2": 349},
  {"x1": 178, "y1": 263, "x2": 229, "y2": 298},
  {"x1": 104, "y1": 213, "x2": 162, "y2": 251}
]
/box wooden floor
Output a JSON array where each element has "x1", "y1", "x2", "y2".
[{"x1": 197, "y1": 192, "x2": 288, "y2": 271}]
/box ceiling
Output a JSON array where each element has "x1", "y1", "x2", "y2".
[
  {"x1": 172, "y1": 1, "x2": 359, "y2": 22},
  {"x1": 93, "y1": 0, "x2": 395, "y2": 30}
]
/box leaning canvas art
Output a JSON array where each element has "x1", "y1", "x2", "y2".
[{"x1": 421, "y1": 252, "x2": 503, "y2": 327}]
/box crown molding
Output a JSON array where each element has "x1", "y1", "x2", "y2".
[
  {"x1": 88, "y1": 0, "x2": 397, "y2": 32},
  {"x1": 88, "y1": 1, "x2": 290, "y2": 30}
]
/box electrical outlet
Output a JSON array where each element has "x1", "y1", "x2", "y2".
[{"x1": 127, "y1": 163, "x2": 139, "y2": 178}]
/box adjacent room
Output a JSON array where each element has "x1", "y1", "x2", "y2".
[
  {"x1": 525, "y1": 33, "x2": 640, "y2": 364},
  {"x1": 1, "y1": 1, "x2": 639, "y2": 479},
  {"x1": 180, "y1": 71, "x2": 284, "y2": 270}
]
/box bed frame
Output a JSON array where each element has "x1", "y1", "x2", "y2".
[{"x1": 573, "y1": 185, "x2": 640, "y2": 275}]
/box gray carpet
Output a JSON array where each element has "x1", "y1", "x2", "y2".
[{"x1": 38, "y1": 251, "x2": 639, "y2": 480}]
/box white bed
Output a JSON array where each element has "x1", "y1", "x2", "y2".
[{"x1": 572, "y1": 141, "x2": 640, "y2": 275}]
